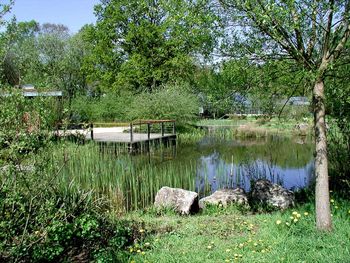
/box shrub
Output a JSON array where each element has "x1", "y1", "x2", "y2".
[{"x1": 126, "y1": 84, "x2": 199, "y2": 125}]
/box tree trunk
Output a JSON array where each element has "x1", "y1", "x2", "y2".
[{"x1": 313, "y1": 79, "x2": 332, "y2": 231}]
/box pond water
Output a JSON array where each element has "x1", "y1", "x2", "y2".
[
  {"x1": 151, "y1": 135, "x2": 316, "y2": 198},
  {"x1": 194, "y1": 136, "x2": 314, "y2": 196},
  {"x1": 56, "y1": 132, "x2": 315, "y2": 210}
]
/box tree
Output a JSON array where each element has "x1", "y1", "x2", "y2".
[
  {"x1": 87, "y1": 0, "x2": 220, "y2": 92},
  {"x1": 219, "y1": 0, "x2": 350, "y2": 231},
  {"x1": 0, "y1": 0, "x2": 15, "y2": 83}
]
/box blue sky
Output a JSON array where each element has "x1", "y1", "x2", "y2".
[{"x1": 10, "y1": 0, "x2": 100, "y2": 33}]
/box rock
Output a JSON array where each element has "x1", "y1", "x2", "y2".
[
  {"x1": 199, "y1": 188, "x2": 249, "y2": 209},
  {"x1": 251, "y1": 179, "x2": 294, "y2": 210},
  {"x1": 154, "y1": 187, "x2": 199, "y2": 215},
  {"x1": 294, "y1": 123, "x2": 309, "y2": 135}
]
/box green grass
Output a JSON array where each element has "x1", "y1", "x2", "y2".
[
  {"x1": 127, "y1": 199, "x2": 350, "y2": 263},
  {"x1": 47, "y1": 142, "x2": 197, "y2": 212}
]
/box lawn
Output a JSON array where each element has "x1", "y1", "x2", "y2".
[{"x1": 127, "y1": 198, "x2": 350, "y2": 263}]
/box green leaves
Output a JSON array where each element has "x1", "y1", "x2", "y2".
[{"x1": 89, "y1": 0, "x2": 221, "y2": 92}]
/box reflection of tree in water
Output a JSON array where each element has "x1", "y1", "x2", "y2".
[{"x1": 193, "y1": 135, "x2": 314, "y2": 195}]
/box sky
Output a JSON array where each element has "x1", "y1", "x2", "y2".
[{"x1": 9, "y1": 0, "x2": 100, "y2": 33}]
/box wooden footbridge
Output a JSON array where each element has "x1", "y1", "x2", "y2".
[{"x1": 87, "y1": 120, "x2": 177, "y2": 152}]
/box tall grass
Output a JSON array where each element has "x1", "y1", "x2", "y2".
[{"x1": 48, "y1": 142, "x2": 197, "y2": 213}]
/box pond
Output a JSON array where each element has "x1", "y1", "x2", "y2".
[{"x1": 53, "y1": 132, "x2": 314, "y2": 211}]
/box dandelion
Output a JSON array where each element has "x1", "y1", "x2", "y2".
[
  {"x1": 141, "y1": 252, "x2": 145, "y2": 255},
  {"x1": 225, "y1": 260, "x2": 230, "y2": 262},
  {"x1": 129, "y1": 248, "x2": 134, "y2": 253},
  {"x1": 304, "y1": 212, "x2": 309, "y2": 216},
  {"x1": 261, "y1": 249, "x2": 266, "y2": 253},
  {"x1": 226, "y1": 249, "x2": 231, "y2": 252},
  {"x1": 296, "y1": 213, "x2": 301, "y2": 218},
  {"x1": 276, "y1": 220, "x2": 282, "y2": 225},
  {"x1": 292, "y1": 211, "x2": 298, "y2": 215},
  {"x1": 239, "y1": 243, "x2": 244, "y2": 248},
  {"x1": 348, "y1": 210, "x2": 350, "y2": 214},
  {"x1": 293, "y1": 218, "x2": 298, "y2": 223},
  {"x1": 144, "y1": 242, "x2": 150, "y2": 247},
  {"x1": 286, "y1": 222, "x2": 290, "y2": 226},
  {"x1": 335, "y1": 205, "x2": 339, "y2": 209},
  {"x1": 290, "y1": 216, "x2": 294, "y2": 220},
  {"x1": 139, "y1": 229, "x2": 145, "y2": 233},
  {"x1": 330, "y1": 199, "x2": 335, "y2": 203},
  {"x1": 137, "y1": 249, "x2": 141, "y2": 253},
  {"x1": 207, "y1": 245, "x2": 212, "y2": 249}
]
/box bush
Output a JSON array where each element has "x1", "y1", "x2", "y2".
[
  {"x1": 0, "y1": 176, "x2": 134, "y2": 262},
  {"x1": 126, "y1": 84, "x2": 199, "y2": 125}
]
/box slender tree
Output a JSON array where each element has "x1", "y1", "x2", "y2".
[{"x1": 220, "y1": 0, "x2": 350, "y2": 231}]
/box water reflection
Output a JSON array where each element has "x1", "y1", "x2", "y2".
[
  {"x1": 196, "y1": 153, "x2": 314, "y2": 196},
  {"x1": 190, "y1": 135, "x2": 314, "y2": 196}
]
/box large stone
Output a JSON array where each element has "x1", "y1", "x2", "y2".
[
  {"x1": 154, "y1": 187, "x2": 199, "y2": 215},
  {"x1": 251, "y1": 179, "x2": 294, "y2": 210},
  {"x1": 199, "y1": 188, "x2": 249, "y2": 209},
  {"x1": 294, "y1": 123, "x2": 309, "y2": 135}
]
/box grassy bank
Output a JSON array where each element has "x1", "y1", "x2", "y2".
[
  {"x1": 196, "y1": 117, "x2": 312, "y2": 137},
  {"x1": 127, "y1": 198, "x2": 350, "y2": 263}
]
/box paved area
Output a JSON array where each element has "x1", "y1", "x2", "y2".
[{"x1": 55, "y1": 127, "x2": 175, "y2": 143}]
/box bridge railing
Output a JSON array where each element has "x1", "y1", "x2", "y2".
[{"x1": 130, "y1": 120, "x2": 176, "y2": 142}]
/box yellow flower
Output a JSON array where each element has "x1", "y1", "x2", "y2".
[
  {"x1": 207, "y1": 245, "x2": 212, "y2": 249},
  {"x1": 290, "y1": 216, "x2": 294, "y2": 220},
  {"x1": 261, "y1": 249, "x2": 266, "y2": 253},
  {"x1": 348, "y1": 210, "x2": 350, "y2": 214},
  {"x1": 330, "y1": 199, "x2": 335, "y2": 203},
  {"x1": 226, "y1": 249, "x2": 231, "y2": 252},
  {"x1": 225, "y1": 260, "x2": 230, "y2": 262},
  {"x1": 276, "y1": 220, "x2": 282, "y2": 225},
  {"x1": 144, "y1": 242, "x2": 150, "y2": 246},
  {"x1": 141, "y1": 252, "x2": 145, "y2": 255},
  {"x1": 293, "y1": 218, "x2": 298, "y2": 223},
  {"x1": 129, "y1": 248, "x2": 134, "y2": 253},
  {"x1": 286, "y1": 222, "x2": 290, "y2": 226},
  {"x1": 292, "y1": 211, "x2": 298, "y2": 215},
  {"x1": 137, "y1": 249, "x2": 141, "y2": 253},
  {"x1": 239, "y1": 243, "x2": 244, "y2": 248},
  {"x1": 296, "y1": 213, "x2": 301, "y2": 218},
  {"x1": 304, "y1": 212, "x2": 309, "y2": 216},
  {"x1": 139, "y1": 229, "x2": 145, "y2": 233},
  {"x1": 335, "y1": 205, "x2": 339, "y2": 209}
]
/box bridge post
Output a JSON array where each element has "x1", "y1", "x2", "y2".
[
  {"x1": 172, "y1": 121, "x2": 176, "y2": 134},
  {"x1": 147, "y1": 123, "x2": 151, "y2": 140},
  {"x1": 130, "y1": 123, "x2": 133, "y2": 142},
  {"x1": 161, "y1": 122, "x2": 164, "y2": 137},
  {"x1": 90, "y1": 123, "x2": 94, "y2": 140}
]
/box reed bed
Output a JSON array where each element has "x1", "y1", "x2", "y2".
[{"x1": 48, "y1": 142, "x2": 197, "y2": 213}]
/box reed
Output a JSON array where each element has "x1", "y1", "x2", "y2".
[{"x1": 48, "y1": 142, "x2": 198, "y2": 213}]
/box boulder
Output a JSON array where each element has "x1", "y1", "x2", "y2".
[
  {"x1": 154, "y1": 187, "x2": 199, "y2": 215},
  {"x1": 199, "y1": 188, "x2": 249, "y2": 209},
  {"x1": 294, "y1": 123, "x2": 309, "y2": 135},
  {"x1": 251, "y1": 179, "x2": 294, "y2": 210}
]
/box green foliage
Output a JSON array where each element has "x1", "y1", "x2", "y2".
[
  {"x1": 126, "y1": 85, "x2": 199, "y2": 125},
  {"x1": 70, "y1": 84, "x2": 199, "y2": 124},
  {"x1": 0, "y1": 91, "x2": 137, "y2": 262},
  {"x1": 0, "y1": 90, "x2": 57, "y2": 164},
  {"x1": 0, "y1": 176, "x2": 134, "y2": 262},
  {"x1": 86, "y1": 0, "x2": 220, "y2": 91}
]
